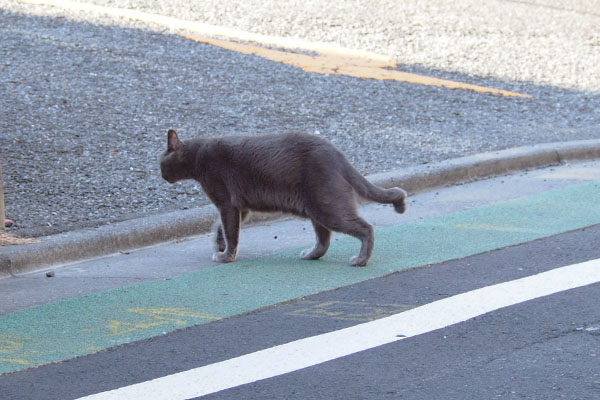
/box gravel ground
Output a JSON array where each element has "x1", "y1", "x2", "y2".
[{"x1": 0, "y1": 0, "x2": 599, "y2": 237}]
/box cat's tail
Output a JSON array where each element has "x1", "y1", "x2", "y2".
[{"x1": 344, "y1": 167, "x2": 407, "y2": 214}]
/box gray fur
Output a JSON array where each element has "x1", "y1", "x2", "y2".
[{"x1": 160, "y1": 130, "x2": 407, "y2": 266}]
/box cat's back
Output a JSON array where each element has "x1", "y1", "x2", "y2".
[
  {"x1": 198, "y1": 132, "x2": 350, "y2": 214},
  {"x1": 248, "y1": 132, "x2": 340, "y2": 159},
  {"x1": 209, "y1": 132, "x2": 338, "y2": 167}
]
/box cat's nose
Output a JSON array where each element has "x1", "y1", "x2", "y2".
[{"x1": 161, "y1": 172, "x2": 172, "y2": 183}]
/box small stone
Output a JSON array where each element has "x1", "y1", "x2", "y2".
[{"x1": 45, "y1": 271, "x2": 55, "y2": 278}]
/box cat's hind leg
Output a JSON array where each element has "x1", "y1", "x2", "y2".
[
  {"x1": 341, "y1": 217, "x2": 374, "y2": 267},
  {"x1": 318, "y1": 215, "x2": 373, "y2": 267},
  {"x1": 309, "y1": 195, "x2": 374, "y2": 266},
  {"x1": 300, "y1": 219, "x2": 331, "y2": 260}
]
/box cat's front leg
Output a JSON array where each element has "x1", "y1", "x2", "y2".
[
  {"x1": 213, "y1": 221, "x2": 226, "y2": 253},
  {"x1": 212, "y1": 206, "x2": 241, "y2": 263},
  {"x1": 212, "y1": 210, "x2": 248, "y2": 255}
]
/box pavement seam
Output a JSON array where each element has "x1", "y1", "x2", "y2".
[{"x1": 1, "y1": 139, "x2": 599, "y2": 277}]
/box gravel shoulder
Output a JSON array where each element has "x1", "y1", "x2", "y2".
[{"x1": 1, "y1": 0, "x2": 599, "y2": 237}]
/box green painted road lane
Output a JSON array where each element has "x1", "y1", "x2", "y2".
[{"x1": 1, "y1": 181, "x2": 599, "y2": 375}]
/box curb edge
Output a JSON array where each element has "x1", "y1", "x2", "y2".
[{"x1": 2, "y1": 139, "x2": 599, "y2": 277}]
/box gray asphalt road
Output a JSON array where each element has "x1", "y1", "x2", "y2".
[
  {"x1": 2, "y1": 225, "x2": 599, "y2": 399},
  {"x1": 1, "y1": 0, "x2": 599, "y2": 237},
  {"x1": 1, "y1": 160, "x2": 599, "y2": 398}
]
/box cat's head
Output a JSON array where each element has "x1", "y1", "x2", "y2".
[{"x1": 160, "y1": 129, "x2": 190, "y2": 184}]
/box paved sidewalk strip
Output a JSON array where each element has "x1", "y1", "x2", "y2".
[{"x1": 1, "y1": 181, "x2": 599, "y2": 374}]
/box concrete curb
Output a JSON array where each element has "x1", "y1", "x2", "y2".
[{"x1": 2, "y1": 139, "x2": 600, "y2": 278}]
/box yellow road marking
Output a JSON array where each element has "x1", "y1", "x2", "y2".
[
  {"x1": 453, "y1": 222, "x2": 539, "y2": 233},
  {"x1": 0, "y1": 357, "x2": 31, "y2": 366},
  {"x1": 184, "y1": 34, "x2": 530, "y2": 97},
  {"x1": 22, "y1": 0, "x2": 531, "y2": 97},
  {"x1": 285, "y1": 300, "x2": 414, "y2": 322},
  {"x1": 0, "y1": 335, "x2": 31, "y2": 366},
  {"x1": 21, "y1": 0, "x2": 393, "y2": 64},
  {"x1": 104, "y1": 307, "x2": 220, "y2": 337}
]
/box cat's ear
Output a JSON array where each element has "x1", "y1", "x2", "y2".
[{"x1": 167, "y1": 129, "x2": 182, "y2": 152}]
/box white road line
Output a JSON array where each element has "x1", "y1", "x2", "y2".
[{"x1": 78, "y1": 259, "x2": 600, "y2": 399}]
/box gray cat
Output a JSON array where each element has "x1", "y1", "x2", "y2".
[{"x1": 160, "y1": 130, "x2": 407, "y2": 266}]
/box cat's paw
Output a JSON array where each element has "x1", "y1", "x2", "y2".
[
  {"x1": 349, "y1": 255, "x2": 368, "y2": 267},
  {"x1": 212, "y1": 252, "x2": 235, "y2": 263},
  {"x1": 300, "y1": 248, "x2": 313, "y2": 260},
  {"x1": 300, "y1": 248, "x2": 321, "y2": 260}
]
